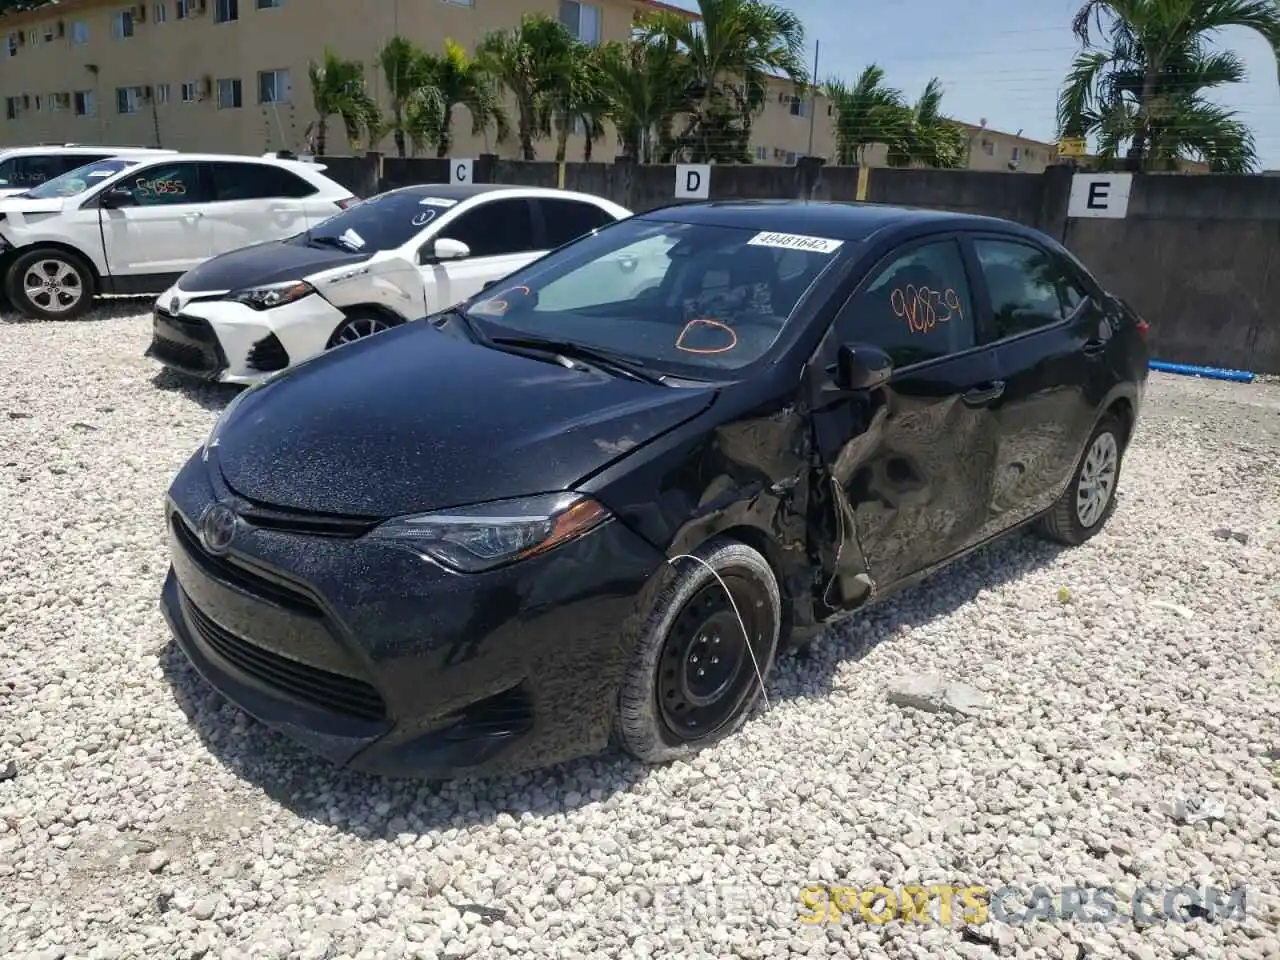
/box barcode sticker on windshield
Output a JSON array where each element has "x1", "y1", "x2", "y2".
[
  {"x1": 747, "y1": 231, "x2": 843, "y2": 254},
  {"x1": 420, "y1": 196, "x2": 458, "y2": 207}
]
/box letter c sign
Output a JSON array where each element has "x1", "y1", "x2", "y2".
[{"x1": 450, "y1": 158, "x2": 474, "y2": 186}]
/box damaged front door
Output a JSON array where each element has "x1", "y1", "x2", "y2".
[{"x1": 808, "y1": 235, "x2": 1002, "y2": 610}]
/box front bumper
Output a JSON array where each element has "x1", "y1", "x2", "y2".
[
  {"x1": 146, "y1": 291, "x2": 346, "y2": 385},
  {"x1": 159, "y1": 450, "x2": 667, "y2": 779}
]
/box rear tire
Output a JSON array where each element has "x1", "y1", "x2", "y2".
[
  {"x1": 615, "y1": 538, "x2": 781, "y2": 764},
  {"x1": 325, "y1": 309, "x2": 402, "y2": 350},
  {"x1": 1033, "y1": 413, "x2": 1126, "y2": 546},
  {"x1": 5, "y1": 247, "x2": 96, "y2": 320}
]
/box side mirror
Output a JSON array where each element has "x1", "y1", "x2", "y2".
[
  {"x1": 421, "y1": 237, "x2": 470, "y2": 264},
  {"x1": 834, "y1": 342, "x2": 892, "y2": 392},
  {"x1": 99, "y1": 185, "x2": 135, "y2": 209}
]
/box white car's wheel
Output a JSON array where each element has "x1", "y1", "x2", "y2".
[
  {"x1": 326, "y1": 311, "x2": 401, "y2": 350},
  {"x1": 5, "y1": 248, "x2": 96, "y2": 320}
]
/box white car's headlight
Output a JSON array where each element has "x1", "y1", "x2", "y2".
[
  {"x1": 230, "y1": 280, "x2": 315, "y2": 311},
  {"x1": 365, "y1": 493, "x2": 611, "y2": 572}
]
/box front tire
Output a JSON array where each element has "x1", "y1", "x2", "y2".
[
  {"x1": 5, "y1": 248, "x2": 95, "y2": 320},
  {"x1": 615, "y1": 538, "x2": 781, "y2": 764},
  {"x1": 1033, "y1": 413, "x2": 1126, "y2": 546},
  {"x1": 325, "y1": 309, "x2": 402, "y2": 349}
]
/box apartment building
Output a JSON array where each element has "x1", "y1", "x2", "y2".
[
  {"x1": 0, "y1": 0, "x2": 681, "y2": 159},
  {"x1": 0, "y1": 0, "x2": 1052, "y2": 171}
]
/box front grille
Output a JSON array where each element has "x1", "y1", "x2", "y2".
[
  {"x1": 171, "y1": 513, "x2": 320, "y2": 615},
  {"x1": 149, "y1": 310, "x2": 226, "y2": 378},
  {"x1": 246, "y1": 333, "x2": 289, "y2": 372},
  {"x1": 180, "y1": 588, "x2": 386, "y2": 721}
]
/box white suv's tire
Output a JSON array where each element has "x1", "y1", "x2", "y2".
[{"x1": 5, "y1": 248, "x2": 96, "y2": 320}]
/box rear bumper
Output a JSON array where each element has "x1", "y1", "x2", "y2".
[{"x1": 159, "y1": 450, "x2": 668, "y2": 779}]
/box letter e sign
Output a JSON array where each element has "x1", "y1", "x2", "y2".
[
  {"x1": 450, "y1": 158, "x2": 474, "y2": 186},
  {"x1": 675, "y1": 163, "x2": 711, "y2": 200},
  {"x1": 1067, "y1": 173, "x2": 1133, "y2": 219}
]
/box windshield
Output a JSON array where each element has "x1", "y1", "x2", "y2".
[
  {"x1": 460, "y1": 218, "x2": 845, "y2": 374},
  {"x1": 24, "y1": 158, "x2": 141, "y2": 199},
  {"x1": 302, "y1": 190, "x2": 452, "y2": 253}
]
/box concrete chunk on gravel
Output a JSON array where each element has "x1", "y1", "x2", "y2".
[{"x1": 1, "y1": 310, "x2": 1278, "y2": 960}]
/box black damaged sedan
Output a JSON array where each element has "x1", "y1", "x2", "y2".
[{"x1": 161, "y1": 200, "x2": 1149, "y2": 779}]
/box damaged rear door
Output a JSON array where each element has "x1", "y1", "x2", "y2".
[{"x1": 807, "y1": 234, "x2": 1002, "y2": 607}]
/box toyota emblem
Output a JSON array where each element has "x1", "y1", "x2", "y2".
[
  {"x1": 169, "y1": 296, "x2": 180, "y2": 314},
  {"x1": 200, "y1": 504, "x2": 238, "y2": 554}
]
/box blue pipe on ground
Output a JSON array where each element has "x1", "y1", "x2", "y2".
[{"x1": 1149, "y1": 359, "x2": 1255, "y2": 383}]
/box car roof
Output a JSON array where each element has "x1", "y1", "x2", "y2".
[
  {"x1": 383, "y1": 183, "x2": 535, "y2": 202},
  {"x1": 381, "y1": 183, "x2": 624, "y2": 206},
  {"x1": 0, "y1": 145, "x2": 175, "y2": 157},
  {"x1": 638, "y1": 199, "x2": 1028, "y2": 243}
]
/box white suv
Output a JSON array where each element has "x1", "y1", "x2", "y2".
[
  {"x1": 0, "y1": 144, "x2": 177, "y2": 199},
  {"x1": 0, "y1": 152, "x2": 357, "y2": 319}
]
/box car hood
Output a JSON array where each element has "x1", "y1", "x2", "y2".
[
  {"x1": 0, "y1": 196, "x2": 68, "y2": 215},
  {"x1": 178, "y1": 237, "x2": 376, "y2": 292},
  {"x1": 212, "y1": 323, "x2": 717, "y2": 518}
]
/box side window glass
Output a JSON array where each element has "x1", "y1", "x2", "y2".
[
  {"x1": 972, "y1": 239, "x2": 1070, "y2": 341},
  {"x1": 437, "y1": 199, "x2": 537, "y2": 258},
  {"x1": 6, "y1": 155, "x2": 66, "y2": 187},
  {"x1": 122, "y1": 162, "x2": 203, "y2": 206},
  {"x1": 835, "y1": 239, "x2": 975, "y2": 368},
  {"x1": 209, "y1": 161, "x2": 315, "y2": 201},
  {"x1": 56, "y1": 154, "x2": 107, "y2": 176},
  {"x1": 540, "y1": 198, "x2": 616, "y2": 248}
]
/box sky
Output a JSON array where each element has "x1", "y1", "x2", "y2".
[{"x1": 671, "y1": 0, "x2": 1280, "y2": 169}]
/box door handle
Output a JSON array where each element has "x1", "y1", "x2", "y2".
[
  {"x1": 962, "y1": 380, "x2": 1005, "y2": 406},
  {"x1": 182, "y1": 211, "x2": 204, "y2": 220}
]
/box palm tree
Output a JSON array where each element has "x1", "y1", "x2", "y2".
[
  {"x1": 476, "y1": 15, "x2": 577, "y2": 160},
  {"x1": 307, "y1": 49, "x2": 380, "y2": 156},
  {"x1": 885, "y1": 78, "x2": 967, "y2": 169},
  {"x1": 596, "y1": 34, "x2": 692, "y2": 162},
  {"x1": 640, "y1": 0, "x2": 808, "y2": 162},
  {"x1": 824, "y1": 65, "x2": 907, "y2": 166},
  {"x1": 1059, "y1": 0, "x2": 1280, "y2": 172},
  {"x1": 549, "y1": 42, "x2": 613, "y2": 162},
  {"x1": 377, "y1": 37, "x2": 441, "y2": 159},
  {"x1": 419, "y1": 39, "x2": 510, "y2": 158}
]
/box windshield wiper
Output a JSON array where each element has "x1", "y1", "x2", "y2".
[
  {"x1": 489, "y1": 335, "x2": 664, "y2": 385},
  {"x1": 307, "y1": 234, "x2": 357, "y2": 252},
  {"x1": 430, "y1": 307, "x2": 484, "y2": 344}
]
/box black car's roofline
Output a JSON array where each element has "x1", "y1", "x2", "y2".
[{"x1": 638, "y1": 199, "x2": 1056, "y2": 248}]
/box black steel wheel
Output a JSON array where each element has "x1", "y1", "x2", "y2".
[{"x1": 615, "y1": 538, "x2": 781, "y2": 763}]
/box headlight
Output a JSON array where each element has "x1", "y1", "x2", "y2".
[
  {"x1": 230, "y1": 280, "x2": 315, "y2": 311},
  {"x1": 365, "y1": 492, "x2": 611, "y2": 572}
]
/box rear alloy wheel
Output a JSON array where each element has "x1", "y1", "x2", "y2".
[
  {"x1": 5, "y1": 249, "x2": 95, "y2": 320},
  {"x1": 616, "y1": 538, "x2": 781, "y2": 763},
  {"x1": 1034, "y1": 414, "x2": 1126, "y2": 546},
  {"x1": 326, "y1": 311, "x2": 400, "y2": 349}
]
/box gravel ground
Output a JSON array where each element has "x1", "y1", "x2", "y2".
[{"x1": 2, "y1": 307, "x2": 1278, "y2": 960}]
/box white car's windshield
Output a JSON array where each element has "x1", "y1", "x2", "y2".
[
  {"x1": 461, "y1": 218, "x2": 846, "y2": 373},
  {"x1": 24, "y1": 158, "x2": 140, "y2": 199},
  {"x1": 302, "y1": 191, "x2": 452, "y2": 253}
]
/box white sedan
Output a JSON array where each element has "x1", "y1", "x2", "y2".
[{"x1": 146, "y1": 185, "x2": 632, "y2": 384}]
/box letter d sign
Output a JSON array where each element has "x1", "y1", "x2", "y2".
[
  {"x1": 675, "y1": 163, "x2": 711, "y2": 200},
  {"x1": 450, "y1": 158, "x2": 474, "y2": 186}
]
